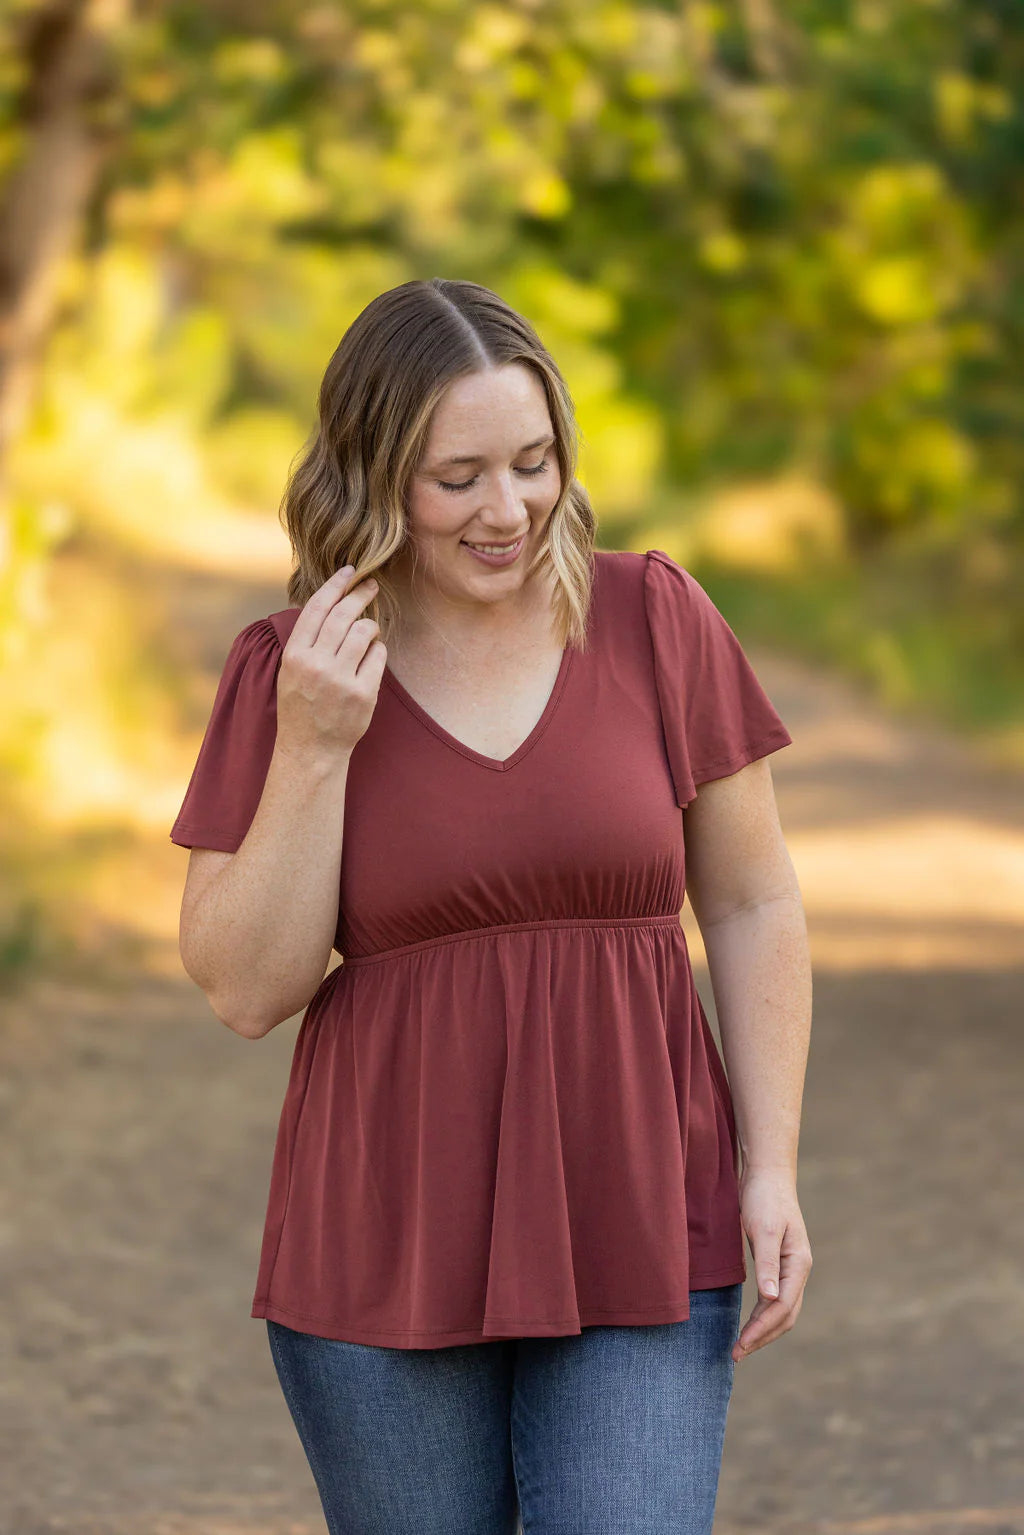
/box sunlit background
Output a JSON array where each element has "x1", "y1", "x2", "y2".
[{"x1": 1, "y1": 3, "x2": 1022, "y2": 1533}]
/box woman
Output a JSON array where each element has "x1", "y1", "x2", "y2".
[{"x1": 171, "y1": 277, "x2": 813, "y2": 1534}]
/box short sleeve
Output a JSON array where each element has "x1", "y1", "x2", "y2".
[
  {"x1": 642, "y1": 548, "x2": 793, "y2": 809},
  {"x1": 169, "y1": 617, "x2": 283, "y2": 853}
]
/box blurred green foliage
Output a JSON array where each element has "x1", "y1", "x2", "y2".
[
  {"x1": 1, "y1": 0, "x2": 1024, "y2": 978},
  {"x1": 6, "y1": 0, "x2": 1023, "y2": 547}
]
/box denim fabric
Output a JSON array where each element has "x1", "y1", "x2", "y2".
[{"x1": 266, "y1": 1282, "x2": 743, "y2": 1534}]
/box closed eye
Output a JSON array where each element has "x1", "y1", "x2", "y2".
[{"x1": 438, "y1": 458, "x2": 551, "y2": 494}]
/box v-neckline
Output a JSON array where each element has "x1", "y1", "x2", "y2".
[{"x1": 382, "y1": 643, "x2": 576, "y2": 772}]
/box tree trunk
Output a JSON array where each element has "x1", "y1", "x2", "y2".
[{"x1": 0, "y1": 0, "x2": 129, "y2": 480}]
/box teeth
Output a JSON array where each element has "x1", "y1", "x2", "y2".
[{"x1": 464, "y1": 539, "x2": 521, "y2": 554}]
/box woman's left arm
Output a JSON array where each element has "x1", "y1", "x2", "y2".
[{"x1": 683, "y1": 755, "x2": 813, "y2": 1364}]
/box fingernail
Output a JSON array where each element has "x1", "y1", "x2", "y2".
[
  {"x1": 340, "y1": 565, "x2": 354, "y2": 575},
  {"x1": 764, "y1": 1280, "x2": 778, "y2": 1297}
]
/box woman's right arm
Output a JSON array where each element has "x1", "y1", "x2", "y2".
[
  {"x1": 178, "y1": 566, "x2": 386, "y2": 1039},
  {"x1": 178, "y1": 747, "x2": 352, "y2": 1038}
]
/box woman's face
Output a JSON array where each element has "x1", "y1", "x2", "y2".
[{"x1": 400, "y1": 363, "x2": 562, "y2": 611}]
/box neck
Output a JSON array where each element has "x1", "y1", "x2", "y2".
[{"x1": 385, "y1": 559, "x2": 559, "y2": 664}]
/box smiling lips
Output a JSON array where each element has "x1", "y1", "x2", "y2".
[
  {"x1": 460, "y1": 534, "x2": 527, "y2": 565},
  {"x1": 462, "y1": 537, "x2": 523, "y2": 553}
]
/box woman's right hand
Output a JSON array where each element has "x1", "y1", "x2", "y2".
[{"x1": 276, "y1": 565, "x2": 388, "y2": 762}]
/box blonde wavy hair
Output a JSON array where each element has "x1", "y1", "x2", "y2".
[{"x1": 279, "y1": 278, "x2": 598, "y2": 652}]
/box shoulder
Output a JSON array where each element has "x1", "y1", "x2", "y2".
[
  {"x1": 595, "y1": 547, "x2": 704, "y2": 614},
  {"x1": 595, "y1": 547, "x2": 693, "y2": 582},
  {"x1": 213, "y1": 610, "x2": 300, "y2": 705},
  {"x1": 640, "y1": 549, "x2": 720, "y2": 627},
  {"x1": 591, "y1": 546, "x2": 663, "y2": 588},
  {"x1": 227, "y1": 607, "x2": 301, "y2": 660},
  {"x1": 266, "y1": 606, "x2": 302, "y2": 648},
  {"x1": 640, "y1": 547, "x2": 699, "y2": 593}
]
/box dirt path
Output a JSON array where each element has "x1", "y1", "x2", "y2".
[{"x1": 2, "y1": 596, "x2": 1023, "y2": 1535}]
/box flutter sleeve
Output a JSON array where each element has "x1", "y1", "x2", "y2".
[
  {"x1": 642, "y1": 548, "x2": 793, "y2": 810},
  {"x1": 169, "y1": 617, "x2": 283, "y2": 853}
]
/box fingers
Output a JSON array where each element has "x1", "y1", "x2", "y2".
[
  {"x1": 733, "y1": 1278, "x2": 798, "y2": 1362},
  {"x1": 275, "y1": 563, "x2": 388, "y2": 758},
  {"x1": 732, "y1": 1231, "x2": 812, "y2": 1364},
  {"x1": 337, "y1": 604, "x2": 386, "y2": 677},
  {"x1": 289, "y1": 565, "x2": 367, "y2": 649},
  {"x1": 318, "y1": 575, "x2": 380, "y2": 657},
  {"x1": 354, "y1": 631, "x2": 388, "y2": 683},
  {"x1": 757, "y1": 1253, "x2": 780, "y2": 1301}
]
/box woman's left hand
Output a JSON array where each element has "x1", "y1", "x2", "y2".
[{"x1": 732, "y1": 1167, "x2": 813, "y2": 1364}]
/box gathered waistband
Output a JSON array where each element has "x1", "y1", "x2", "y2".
[{"x1": 341, "y1": 913, "x2": 685, "y2": 968}]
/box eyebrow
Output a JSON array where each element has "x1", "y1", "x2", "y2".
[{"x1": 436, "y1": 434, "x2": 555, "y2": 467}]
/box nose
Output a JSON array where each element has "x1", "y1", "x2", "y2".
[
  {"x1": 467, "y1": 465, "x2": 538, "y2": 543},
  {"x1": 489, "y1": 468, "x2": 530, "y2": 529}
]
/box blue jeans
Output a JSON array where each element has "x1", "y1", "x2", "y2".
[{"x1": 266, "y1": 1282, "x2": 743, "y2": 1534}]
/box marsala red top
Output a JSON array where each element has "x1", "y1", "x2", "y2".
[{"x1": 170, "y1": 548, "x2": 793, "y2": 1349}]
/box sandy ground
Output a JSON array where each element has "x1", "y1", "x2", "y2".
[{"x1": 2, "y1": 591, "x2": 1023, "y2": 1535}]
